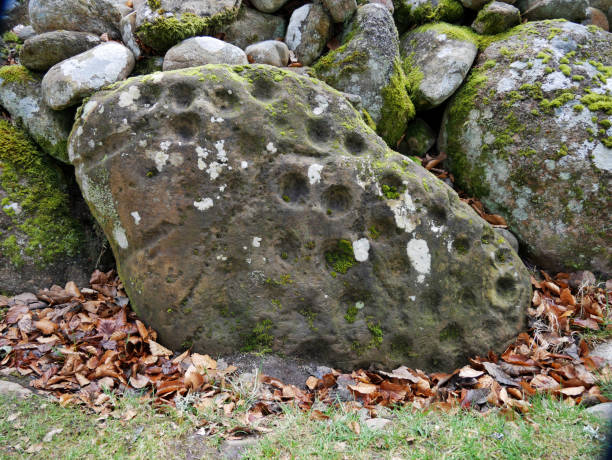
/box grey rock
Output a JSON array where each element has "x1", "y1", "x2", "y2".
[
  {"x1": 286, "y1": 2, "x2": 332, "y2": 66},
  {"x1": 314, "y1": 3, "x2": 412, "y2": 146},
  {"x1": 400, "y1": 23, "x2": 478, "y2": 110},
  {"x1": 20, "y1": 31, "x2": 101, "y2": 72},
  {"x1": 582, "y1": 7, "x2": 610, "y2": 31},
  {"x1": 439, "y1": 20, "x2": 612, "y2": 276},
  {"x1": 590, "y1": 0, "x2": 612, "y2": 24},
  {"x1": 394, "y1": 0, "x2": 464, "y2": 31},
  {"x1": 586, "y1": 402, "x2": 612, "y2": 422},
  {"x1": 120, "y1": 11, "x2": 142, "y2": 60},
  {"x1": 0, "y1": 65, "x2": 73, "y2": 162},
  {"x1": 0, "y1": 380, "x2": 32, "y2": 398},
  {"x1": 69, "y1": 64, "x2": 531, "y2": 371},
  {"x1": 245, "y1": 40, "x2": 290, "y2": 67},
  {"x1": 521, "y1": 0, "x2": 589, "y2": 22},
  {"x1": 365, "y1": 418, "x2": 392, "y2": 431},
  {"x1": 133, "y1": 0, "x2": 242, "y2": 52},
  {"x1": 42, "y1": 42, "x2": 135, "y2": 110},
  {"x1": 29, "y1": 0, "x2": 131, "y2": 39},
  {"x1": 222, "y1": 6, "x2": 286, "y2": 50},
  {"x1": 397, "y1": 118, "x2": 435, "y2": 157},
  {"x1": 322, "y1": 0, "x2": 358, "y2": 22},
  {"x1": 495, "y1": 228, "x2": 519, "y2": 254},
  {"x1": 368, "y1": 0, "x2": 394, "y2": 12},
  {"x1": 250, "y1": 0, "x2": 289, "y2": 14},
  {"x1": 12, "y1": 25, "x2": 37, "y2": 41},
  {"x1": 462, "y1": 0, "x2": 516, "y2": 10},
  {"x1": 590, "y1": 340, "x2": 612, "y2": 367},
  {"x1": 472, "y1": 1, "x2": 521, "y2": 35},
  {"x1": 163, "y1": 37, "x2": 247, "y2": 71},
  {"x1": 568, "y1": 270, "x2": 597, "y2": 290}
]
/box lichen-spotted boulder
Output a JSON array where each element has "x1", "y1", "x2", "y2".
[
  {"x1": 69, "y1": 64, "x2": 531, "y2": 371},
  {"x1": 439, "y1": 20, "x2": 612, "y2": 276}
]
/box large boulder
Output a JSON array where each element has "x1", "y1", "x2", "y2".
[
  {"x1": 439, "y1": 21, "x2": 612, "y2": 276},
  {"x1": 0, "y1": 120, "x2": 106, "y2": 294},
  {"x1": 163, "y1": 37, "x2": 247, "y2": 71},
  {"x1": 29, "y1": 0, "x2": 131, "y2": 39},
  {"x1": 222, "y1": 7, "x2": 286, "y2": 50},
  {"x1": 285, "y1": 3, "x2": 332, "y2": 66},
  {"x1": 42, "y1": 42, "x2": 135, "y2": 110},
  {"x1": 399, "y1": 23, "x2": 478, "y2": 111},
  {"x1": 0, "y1": 65, "x2": 73, "y2": 163},
  {"x1": 314, "y1": 3, "x2": 414, "y2": 146},
  {"x1": 69, "y1": 64, "x2": 531, "y2": 371},
  {"x1": 517, "y1": 0, "x2": 589, "y2": 22},
  {"x1": 133, "y1": 0, "x2": 242, "y2": 52},
  {"x1": 20, "y1": 31, "x2": 102, "y2": 72}
]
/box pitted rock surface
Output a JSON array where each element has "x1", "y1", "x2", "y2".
[
  {"x1": 439, "y1": 20, "x2": 612, "y2": 276},
  {"x1": 69, "y1": 64, "x2": 530, "y2": 371}
]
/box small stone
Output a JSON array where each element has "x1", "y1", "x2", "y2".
[
  {"x1": 589, "y1": 341, "x2": 612, "y2": 367},
  {"x1": 586, "y1": 402, "x2": 612, "y2": 422},
  {"x1": 42, "y1": 42, "x2": 135, "y2": 110},
  {"x1": 495, "y1": 228, "x2": 520, "y2": 254},
  {"x1": 120, "y1": 11, "x2": 141, "y2": 59},
  {"x1": 245, "y1": 40, "x2": 290, "y2": 67},
  {"x1": 471, "y1": 1, "x2": 521, "y2": 35},
  {"x1": 367, "y1": 0, "x2": 394, "y2": 12},
  {"x1": 365, "y1": 418, "x2": 392, "y2": 431},
  {"x1": 286, "y1": 3, "x2": 332, "y2": 66},
  {"x1": 163, "y1": 37, "x2": 248, "y2": 71},
  {"x1": 568, "y1": 271, "x2": 596, "y2": 291},
  {"x1": 12, "y1": 293, "x2": 39, "y2": 305},
  {"x1": 222, "y1": 6, "x2": 286, "y2": 49},
  {"x1": 20, "y1": 31, "x2": 101, "y2": 72},
  {"x1": 582, "y1": 7, "x2": 609, "y2": 31},
  {"x1": 0, "y1": 380, "x2": 32, "y2": 398},
  {"x1": 321, "y1": 0, "x2": 358, "y2": 22},
  {"x1": 12, "y1": 25, "x2": 36, "y2": 41},
  {"x1": 250, "y1": 0, "x2": 289, "y2": 13}
]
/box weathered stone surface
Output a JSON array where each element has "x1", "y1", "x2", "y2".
[
  {"x1": 163, "y1": 37, "x2": 247, "y2": 71},
  {"x1": 0, "y1": 121, "x2": 105, "y2": 294},
  {"x1": 0, "y1": 65, "x2": 72, "y2": 163},
  {"x1": 369, "y1": 0, "x2": 395, "y2": 12},
  {"x1": 461, "y1": 0, "x2": 516, "y2": 10},
  {"x1": 495, "y1": 228, "x2": 519, "y2": 254},
  {"x1": 322, "y1": 0, "x2": 358, "y2": 23},
  {"x1": 20, "y1": 31, "x2": 101, "y2": 72},
  {"x1": 69, "y1": 64, "x2": 531, "y2": 371},
  {"x1": 519, "y1": 0, "x2": 589, "y2": 22},
  {"x1": 471, "y1": 1, "x2": 521, "y2": 35},
  {"x1": 29, "y1": 0, "x2": 130, "y2": 39},
  {"x1": 222, "y1": 7, "x2": 286, "y2": 50},
  {"x1": 133, "y1": 0, "x2": 242, "y2": 52},
  {"x1": 439, "y1": 21, "x2": 612, "y2": 276},
  {"x1": 120, "y1": 11, "x2": 142, "y2": 60},
  {"x1": 394, "y1": 0, "x2": 464, "y2": 32},
  {"x1": 582, "y1": 7, "x2": 610, "y2": 31},
  {"x1": 286, "y1": 3, "x2": 332, "y2": 66},
  {"x1": 314, "y1": 3, "x2": 413, "y2": 146},
  {"x1": 397, "y1": 118, "x2": 435, "y2": 157},
  {"x1": 586, "y1": 402, "x2": 612, "y2": 422},
  {"x1": 399, "y1": 23, "x2": 478, "y2": 110},
  {"x1": 251, "y1": 0, "x2": 289, "y2": 14},
  {"x1": 42, "y1": 42, "x2": 135, "y2": 110},
  {"x1": 0, "y1": 380, "x2": 31, "y2": 398},
  {"x1": 590, "y1": 0, "x2": 612, "y2": 24},
  {"x1": 568, "y1": 270, "x2": 596, "y2": 290},
  {"x1": 245, "y1": 40, "x2": 290, "y2": 67},
  {"x1": 12, "y1": 25, "x2": 37, "y2": 41}
]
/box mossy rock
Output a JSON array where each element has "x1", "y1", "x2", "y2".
[
  {"x1": 439, "y1": 20, "x2": 612, "y2": 276},
  {"x1": 70, "y1": 63, "x2": 531, "y2": 371},
  {"x1": 393, "y1": 0, "x2": 464, "y2": 32}
]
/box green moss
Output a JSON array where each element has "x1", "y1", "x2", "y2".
[
  {"x1": 547, "y1": 28, "x2": 563, "y2": 40},
  {"x1": 599, "y1": 119, "x2": 611, "y2": 129},
  {"x1": 0, "y1": 121, "x2": 82, "y2": 268},
  {"x1": 136, "y1": 9, "x2": 240, "y2": 52},
  {"x1": 361, "y1": 109, "x2": 376, "y2": 131},
  {"x1": 536, "y1": 50, "x2": 552, "y2": 64},
  {"x1": 603, "y1": 137, "x2": 612, "y2": 148},
  {"x1": 572, "y1": 75, "x2": 585, "y2": 81},
  {"x1": 581, "y1": 92, "x2": 612, "y2": 115},
  {"x1": 0, "y1": 65, "x2": 35, "y2": 85},
  {"x1": 366, "y1": 319, "x2": 383, "y2": 347},
  {"x1": 325, "y1": 239, "x2": 356, "y2": 275},
  {"x1": 394, "y1": 0, "x2": 463, "y2": 29},
  {"x1": 378, "y1": 59, "x2": 414, "y2": 146},
  {"x1": 483, "y1": 60, "x2": 497, "y2": 69},
  {"x1": 147, "y1": 0, "x2": 161, "y2": 8},
  {"x1": 2, "y1": 31, "x2": 20, "y2": 43},
  {"x1": 381, "y1": 184, "x2": 400, "y2": 199},
  {"x1": 368, "y1": 225, "x2": 380, "y2": 240},
  {"x1": 411, "y1": 22, "x2": 479, "y2": 47},
  {"x1": 540, "y1": 91, "x2": 575, "y2": 113},
  {"x1": 344, "y1": 305, "x2": 358, "y2": 323},
  {"x1": 241, "y1": 319, "x2": 273, "y2": 353},
  {"x1": 559, "y1": 64, "x2": 571, "y2": 77},
  {"x1": 473, "y1": 3, "x2": 514, "y2": 35},
  {"x1": 573, "y1": 104, "x2": 584, "y2": 112}
]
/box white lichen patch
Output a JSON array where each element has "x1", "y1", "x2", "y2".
[
  {"x1": 308, "y1": 164, "x2": 324, "y2": 184},
  {"x1": 131, "y1": 211, "x2": 141, "y2": 225},
  {"x1": 215, "y1": 140, "x2": 227, "y2": 162},
  {"x1": 389, "y1": 190, "x2": 417, "y2": 233},
  {"x1": 113, "y1": 224, "x2": 129, "y2": 249},
  {"x1": 210, "y1": 116, "x2": 224, "y2": 123},
  {"x1": 196, "y1": 146, "x2": 210, "y2": 170},
  {"x1": 406, "y1": 239, "x2": 431, "y2": 280},
  {"x1": 194, "y1": 198, "x2": 214, "y2": 211},
  {"x1": 592, "y1": 143, "x2": 612, "y2": 172},
  {"x1": 266, "y1": 142, "x2": 277, "y2": 154},
  {"x1": 313, "y1": 94, "x2": 329, "y2": 115},
  {"x1": 352, "y1": 238, "x2": 370, "y2": 262},
  {"x1": 216, "y1": 254, "x2": 228, "y2": 261},
  {"x1": 286, "y1": 4, "x2": 310, "y2": 50},
  {"x1": 241, "y1": 161, "x2": 248, "y2": 169},
  {"x1": 147, "y1": 150, "x2": 169, "y2": 172},
  {"x1": 252, "y1": 237, "x2": 262, "y2": 248},
  {"x1": 118, "y1": 85, "x2": 141, "y2": 108}
]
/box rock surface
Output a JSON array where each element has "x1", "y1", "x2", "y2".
[
  {"x1": 397, "y1": 118, "x2": 436, "y2": 157},
  {"x1": 286, "y1": 3, "x2": 332, "y2": 66},
  {"x1": 399, "y1": 23, "x2": 478, "y2": 110},
  {"x1": 163, "y1": 37, "x2": 248, "y2": 71},
  {"x1": 69, "y1": 64, "x2": 531, "y2": 371},
  {"x1": 250, "y1": 0, "x2": 289, "y2": 14},
  {"x1": 222, "y1": 7, "x2": 286, "y2": 50},
  {"x1": 586, "y1": 402, "x2": 612, "y2": 422},
  {"x1": 521, "y1": 0, "x2": 589, "y2": 22},
  {"x1": 245, "y1": 41, "x2": 290, "y2": 67},
  {"x1": 394, "y1": 0, "x2": 464, "y2": 32},
  {"x1": 29, "y1": 0, "x2": 130, "y2": 39},
  {"x1": 0, "y1": 65, "x2": 73, "y2": 163},
  {"x1": 439, "y1": 20, "x2": 612, "y2": 276},
  {"x1": 0, "y1": 121, "x2": 103, "y2": 294},
  {"x1": 134, "y1": 0, "x2": 242, "y2": 52},
  {"x1": 42, "y1": 42, "x2": 135, "y2": 110},
  {"x1": 20, "y1": 31, "x2": 101, "y2": 72},
  {"x1": 471, "y1": 1, "x2": 521, "y2": 35},
  {"x1": 322, "y1": 0, "x2": 358, "y2": 23},
  {"x1": 0, "y1": 380, "x2": 32, "y2": 398},
  {"x1": 582, "y1": 7, "x2": 610, "y2": 31},
  {"x1": 314, "y1": 3, "x2": 413, "y2": 145}
]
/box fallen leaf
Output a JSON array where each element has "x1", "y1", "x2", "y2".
[
  {"x1": 34, "y1": 319, "x2": 57, "y2": 335},
  {"x1": 148, "y1": 340, "x2": 172, "y2": 357},
  {"x1": 348, "y1": 420, "x2": 361, "y2": 435},
  {"x1": 306, "y1": 376, "x2": 319, "y2": 390},
  {"x1": 43, "y1": 428, "x2": 63, "y2": 443}
]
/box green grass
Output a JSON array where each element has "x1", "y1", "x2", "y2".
[{"x1": 0, "y1": 391, "x2": 607, "y2": 459}]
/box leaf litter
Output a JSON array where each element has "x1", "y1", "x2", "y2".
[{"x1": 0, "y1": 269, "x2": 610, "y2": 440}]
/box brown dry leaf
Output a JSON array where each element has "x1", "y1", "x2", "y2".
[
  {"x1": 122, "y1": 409, "x2": 137, "y2": 421},
  {"x1": 348, "y1": 382, "x2": 378, "y2": 395},
  {"x1": 310, "y1": 410, "x2": 330, "y2": 420},
  {"x1": 573, "y1": 318, "x2": 599, "y2": 330},
  {"x1": 458, "y1": 366, "x2": 484, "y2": 379},
  {"x1": 129, "y1": 374, "x2": 150, "y2": 389},
  {"x1": 191, "y1": 353, "x2": 216, "y2": 370},
  {"x1": 34, "y1": 319, "x2": 58, "y2": 335},
  {"x1": 559, "y1": 288, "x2": 576, "y2": 306},
  {"x1": 306, "y1": 376, "x2": 319, "y2": 390},
  {"x1": 543, "y1": 281, "x2": 561, "y2": 296},
  {"x1": 531, "y1": 374, "x2": 560, "y2": 391},
  {"x1": 348, "y1": 420, "x2": 361, "y2": 435},
  {"x1": 184, "y1": 365, "x2": 205, "y2": 391},
  {"x1": 483, "y1": 213, "x2": 507, "y2": 226},
  {"x1": 148, "y1": 340, "x2": 172, "y2": 357},
  {"x1": 64, "y1": 281, "x2": 81, "y2": 298},
  {"x1": 559, "y1": 386, "x2": 585, "y2": 397},
  {"x1": 223, "y1": 402, "x2": 235, "y2": 416}
]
